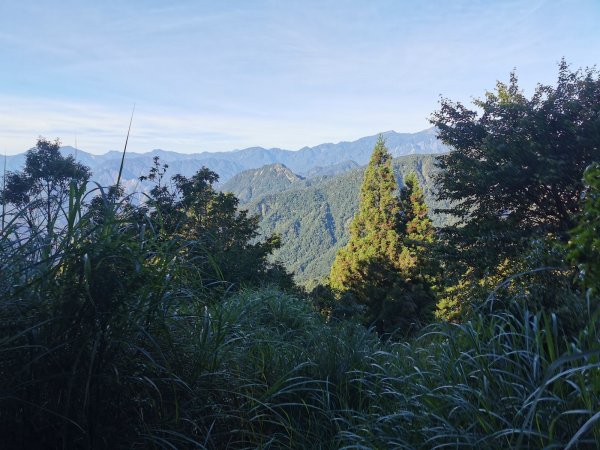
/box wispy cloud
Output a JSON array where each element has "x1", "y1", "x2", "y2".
[
  {"x1": 0, "y1": 95, "x2": 411, "y2": 155},
  {"x1": 0, "y1": 0, "x2": 598, "y2": 155}
]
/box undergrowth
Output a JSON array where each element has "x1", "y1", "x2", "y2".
[{"x1": 1, "y1": 178, "x2": 599, "y2": 449}]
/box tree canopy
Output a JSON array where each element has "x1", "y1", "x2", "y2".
[
  {"x1": 2, "y1": 138, "x2": 90, "y2": 236},
  {"x1": 431, "y1": 61, "x2": 600, "y2": 271},
  {"x1": 568, "y1": 162, "x2": 600, "y2": 296},
  {"x1": 141, "y1": 157, "x2": 290, "y2": 288}
]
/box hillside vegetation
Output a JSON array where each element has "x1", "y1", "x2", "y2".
[
  {"x1": 220, "y1": 163, "x2": 306, "y2": 203},
  {"x1": 1, "y1": 63, "x2": 599, "y2": 449},
  {"x1": 240, "y1": 154, "x2": 450, "y2": 285}
]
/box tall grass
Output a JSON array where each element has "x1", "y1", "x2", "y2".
[
  {"x1": 340, "y1": 301, "x2": 600, "y2": 449},
  {"x1": 1, "y1": 181, "x2": 193, "y2": 447},
  {"x1": 0, "y1": 176, "x2": 598, "y2": 448}
]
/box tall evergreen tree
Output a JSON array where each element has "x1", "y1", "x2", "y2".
[
  {"x1": 399, "y1": 172, "x2": 437, "y2": 278},
  {"x1": 329, "y1": 138, "x2": 435, "y2": 334}
]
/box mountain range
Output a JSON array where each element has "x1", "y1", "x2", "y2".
[{"x1": 4, "y1": 128, "x2": 447, "y2": 190}]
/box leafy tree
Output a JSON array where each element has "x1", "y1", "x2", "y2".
[
  {"x1": 141, "y1": 157, "x2": 290, "y2": 288},
  {"x1": 568, "y1": 163, "x2": 600, "y2": 296},
  {"x1": 329, "y1": 138, "x2": 435, "y2": 333},
  {"x1": 431, "y1": 61, "x2": 600, "y2": 273},
  {"x1": 1, "y1": 137, "x2": 90, "y2": 235}
]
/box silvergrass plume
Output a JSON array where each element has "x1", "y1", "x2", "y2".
[{"x1": 116, "y1": 104, "x2": 135, "y2": 191}]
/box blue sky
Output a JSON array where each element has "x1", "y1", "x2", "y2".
[{"x1": 1, "y1": 0, "x2": 599, "y2": 154}]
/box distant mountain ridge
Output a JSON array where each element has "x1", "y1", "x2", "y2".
[
  {"x1": 304, "y1": 160, "x2": 359, "y2": 178},
  {"x1": 4, "y1": 128, "x2": 447, "y2": 189}
]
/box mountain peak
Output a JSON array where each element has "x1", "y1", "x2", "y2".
[{"x1": 220, "y1": 163, "x2": 305, "y2": 203}]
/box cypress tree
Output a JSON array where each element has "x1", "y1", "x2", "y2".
[
  {"x1": 329, "y1": 138, "x2": 435, "y2": 333},
  {"x1": 398, "y1": 172, "x2": 436, "y2": 273}
]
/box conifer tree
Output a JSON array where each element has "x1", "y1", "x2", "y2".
[
  {"x1": 399, "y1": 172, "x2": 437, "y2": 278},
  {"x1": 329, "y1": 138, "x2": 435, "y2": 333}
]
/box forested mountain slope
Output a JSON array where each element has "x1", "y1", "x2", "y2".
[
  {"x1": 241, "y1": 154, "x2": 449, "y2": 285},
  {"x1": 220, "y1": 163, "x2": 306, "y2": 203}
]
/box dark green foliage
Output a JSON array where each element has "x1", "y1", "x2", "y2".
[
  {"x1": 431, "y1": 62, "x2": 600, "y2": 321},
  {"x1": 350, "y1": 300, "x2": 600, "y2": 449},
  {"x1": 329, "y1": 138, "x2": 436, "y2": 334},
  {"x1": 436, "y1": 239, "x2": 587, "y2": 334},
  {"x1": 141, "y1": 157, "x2": 292, "y2": 288},
  {"x1": 1, "y1": 133, "x2": 600, "y2": 449},
  {"x1": 0, "y1": 143, "x2": 293, "y2": 448},
  {"x1": 1, "y1": 137, "x2": 90, "y2": 235},
  {"x1": 1, "y1": 182, "x2": 195, "y2": 448},
  {"x1": 569, "y1": 163, "x2": 600, "y2": 296},
  {"x1": 431, "y1": 61, "x2": 600, "y2": 273}
]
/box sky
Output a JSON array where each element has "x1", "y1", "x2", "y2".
[{"x1": 0, "y1": 0, "x2": 599, "y2": 155}]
